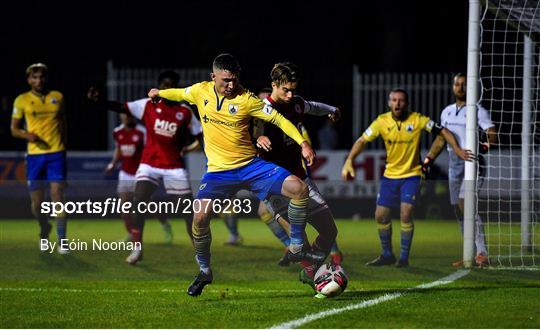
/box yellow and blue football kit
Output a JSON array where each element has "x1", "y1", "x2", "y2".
[
  {"x1": 12, "y1": 90, "x2": 66, "y2": 189},
  {"x1": 158, "y1": 81, "x2": 306, "y2": 200},
  {"x1": 362, "y1": 111, "x2": 437, "y2": 208}
]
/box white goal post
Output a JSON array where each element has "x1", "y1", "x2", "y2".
[{"x1": 465, "y1": 0, "x2": 539, "y2": 269}]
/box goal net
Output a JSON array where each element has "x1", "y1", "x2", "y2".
[{"x1": 477, "y1": 0, "x2": 539, "y2": 268}]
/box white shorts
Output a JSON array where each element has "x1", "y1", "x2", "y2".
[
  {"x1": 117, "y1": 170, "x2": 136, "y2": 193},
  {"x1": 135, "y1": 163, "x2": 192, "y2": 195},
  {"x1": 264, "y1": 178, "x2": 329, "y2": 220}
]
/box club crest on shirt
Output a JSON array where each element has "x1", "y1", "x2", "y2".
[
  {"x1": 228, "y1": 104, "x2": 239, "y2": 115},
  {"x1": 406, "y1": 124, "x2": 414, "y2": 132}
]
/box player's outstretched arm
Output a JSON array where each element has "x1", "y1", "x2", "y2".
[
  {"x1": 440, "y1": 128, "x2": 474, "y2": 161},
  {"x1": 87, "y1": 86, "x2": 128, "y2": 114},
  {"x1": 304, "y1": 100, "x2": 341, "y2": 123},
  {"x1": 151, "y1": 88, "x2": 186, "y2": 102},
  {"x1": 342, "y1": 136, "x2": 368, "y2": 180},
  {"x1": 425, "y1": 134, "x2": 446, "y2": 160}
]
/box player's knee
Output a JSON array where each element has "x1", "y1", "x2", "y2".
[
  {"x1": 193, "y1": 211, "x2": 211, "y2": 227},
  {"x1": 375, "y1": 210, "x2": 390, "y2": 224},
  {"x1": 375, "y1": 216, "x2": 390, "y2": 224},
  {"x1": 49, "y1": 186, "x2": 64, "y2": 202},
  {"x1": 400, "y1": 212, "x2": 413, "y2": 223},
  {"x1": 287, "y1": 179, "x2": 308, "y2": 199},
  {"x1": 258, "y1": 207, "x2": 270, "y2": 220}
]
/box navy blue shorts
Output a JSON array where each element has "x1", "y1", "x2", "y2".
[
  {"x1": 376, "y1": 175, "x2": 422, "y2": 209},
  {"x1": 26, "y1": 151, "x2": 67, "y2": 191},
  {"x1": 196, "y1": 157, "x2": 291, "y2": 200}
]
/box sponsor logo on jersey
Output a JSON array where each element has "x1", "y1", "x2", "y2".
[
  {"x1": 228, "y1": 104, "x2": 239, "y2": 115},
  {"x1": 120, "y1": 144, "x2": 136, "y2": 157},
  {"x1": 154, "y1": 119, "x2": 177, "y2": 137},
  {"x1": 204, "y1": 99, "x2": 209, "y2": 106},
  {"x1": 199, "y1": 183, "x2": 207, "y2": 191},
  {"x1": 201, "y1": 114, "x2": 240, "y2": 127}
]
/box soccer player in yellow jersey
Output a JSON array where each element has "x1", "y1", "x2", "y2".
[
  {"x1": 11, "y1": 63, "x2": 69, "y2": 254},
  {"x1": 341, "y1": 89, "x2": 472, "y2": 267},
  {"x1": 148, "y1": 53, "x2": 323, "y2": 296}
]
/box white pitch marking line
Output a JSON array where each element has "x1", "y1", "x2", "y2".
[
  {"x1": 0, "y1": 287, "x2": 305, "y2": 294},
  {"x1": 270, "y1": 269, "x2": 470, "y2": 329}
]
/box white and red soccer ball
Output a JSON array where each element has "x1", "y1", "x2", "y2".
[{"x1": 314, "y1": 263, "x2": 348, "y2": 297}]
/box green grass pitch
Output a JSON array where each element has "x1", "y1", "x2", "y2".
[{"x1": 1, "y1": 218, "x2": 538, "y2": 328}]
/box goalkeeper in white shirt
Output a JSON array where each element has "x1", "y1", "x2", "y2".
[{"x1": 422, "y1": 73, "x2": 497, "y2": 267}]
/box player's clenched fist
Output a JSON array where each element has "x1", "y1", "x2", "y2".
[{"x1": 148, "y1": 88, "x2": 160, "y2": 99}]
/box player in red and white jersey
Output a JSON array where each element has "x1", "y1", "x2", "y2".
[
  {"x1": 105, "y1": 113, "x2": 145, "y2": 242},
  {"x1": 89, "y1": 70, "x2": 202, "y2": 265},
  {"x1": 253, "y1": 62, "x2": 343, "y2": 288},
  {"x1": 105, "y1": 113, "x2": 176, "y2": 243}
]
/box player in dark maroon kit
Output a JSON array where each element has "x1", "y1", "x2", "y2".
[
  {"x1": 254, "y1": 62, "x2": 343, "y2": 290},
  {"x1": 89, "y1": 71, "x2": 202, "y2": 264}
]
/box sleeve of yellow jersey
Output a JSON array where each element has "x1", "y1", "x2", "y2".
[
  {"x1": 362, "y1": 118, "x2": 381, "y2": 142},
  {"x1": 300, "y1": 123, "x2": 312, "y2": 144},
  {"x1": 157, "y1": 83, "x2": 199, "y2": 105},
  {"x1": 419, "y1": 114, "x2": 436, "y2": 133},
  {"x1": 249, "y1": 98, "x2": 306, "y2": 146},
  {"x1": 12, "y1": 95, "x2": 25, "y2": 120}
]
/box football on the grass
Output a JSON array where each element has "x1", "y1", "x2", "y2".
[{"x1": 314, "y1": 263, "x2": 348, "y2": 297}]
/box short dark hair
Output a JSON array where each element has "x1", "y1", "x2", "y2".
[
  {"x1": 158, "y1": 70, "x2": 180, "y2": 85},
  {"x1": 453, "y1": 72, "x2": 466, "y2": 81},
  {"x1": 212, "y1": 53, "x2": 241, "y2": 73},
  {"x1": 270, "y1": 62, "x2": 300, "y2": 86},
  {"x1": 25, "y1": 63, "x2": 48, "y2": 77},
  {"x1": 388, "y1": 88, "x2": 409, "y2": 102}
]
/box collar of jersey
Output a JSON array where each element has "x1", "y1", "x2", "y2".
[{"x1": 213, "y1": 86, "x2": 226, "y2": 111}]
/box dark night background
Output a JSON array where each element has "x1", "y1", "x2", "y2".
[{"x1": 0, "y1": 1, "x2": 469, "y2": 151}]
